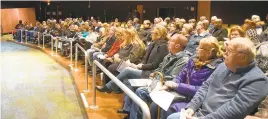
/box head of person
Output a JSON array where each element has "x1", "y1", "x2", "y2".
[
  {"x1": 164, "y1": 17, "x2": 171, "y2": 24},
  {"x1": 122, "y1": 28, "x2": 145, "y2": 49},
  {"x1": 188, "y1": 19, "x2": 196, "y2": 28},
  {"x1": 127, "y1": 20, "x2": 134, "y2": 28},
  {"x1": 229, "y1": 25, "x2": 246, "y2": 40},
  {"x1": 115, "y1": 27, "x2": 125, "y2": 40},
  {"x1": 251, "y1": 15, "x2": 260, "y2": 23},
  {"x1": 151, "y1": 24, "x2": 168, "y2": 41},
  {"x1": 133, "y1": 18, "x2": 139, "y2": 23},
  {"x1": 214, "y1": 19, "x2": 223, "y2": 29},
  {"x1": 168, "y1": 34, "x2": 188, "y2": 55},
  {"x1": 200, "y1": 16, "x2": 207, "y2": 21},
  {"x1": 143, "y1": 20, "x2": 151, "y2": 29},
  {"x1": 154, "y1": 18, "x2": 161, "y2": 24},
  {"x1": 223, "y1": 37, "x2": 256, "y2": 72},
  {"x1": 242, "y1": 19, "x2": 256, "y2": 31},
  {"x1": 196, "y1": 21, "x2": 206, "y2": 34},
  {"x1": 181, "y1": 23, "x2": 193, "y2": 36},
  {"x1": 114, "y1": 18, "x2": 119, "y2": 22},
  {"x1": 211, "y1": 16, "x2": 218, "y2": 25},
  {"x1": 196, "y1": 37, "x2": 222, "y2": 62},
  {"x1": 19, "y1": 20, "x2": 22, "y2": 24},
  {"x1": 168, "y1": 23, "x2": 177, "y2": 32},
  {"x1": 108, "y1": 26, "x2": 116, "y2": 36}
]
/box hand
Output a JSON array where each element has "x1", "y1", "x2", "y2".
[
  {"x1": 185, "y1": 108, "x2": 195, "y2": 119},
  {"x1": 104, "y1": 57, "x2": 113, "y2": 62},
  {"x1": 160, "y1": 85, "x2": 169, "y2": 91},
  {"x1": 164, "y1": 81, "x2": 178, "y2": 89},
  {"x1": 137, "y1": 64, "x2": 143, "y2": 69}
]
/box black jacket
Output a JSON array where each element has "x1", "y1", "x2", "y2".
[
  {"x1": 101, "y1": 35, "x2": 116, "y2": 53},
  {"x1": 211, "y1": 27, "x2": 228, "y2": 41},
  {"x1": 140, "y1": 39, "x2": 169, "y2": 78}
]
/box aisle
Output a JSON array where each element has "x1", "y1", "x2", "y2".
[{"x1": 1, "y1": 41, "x2": 86, "y2": 119}]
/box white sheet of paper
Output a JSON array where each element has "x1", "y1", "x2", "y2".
[
  {"x1": 180, "y1": 108, "x2": 186, "y2": 119},
  {"x1": 149, "y1": 90, "x2": 175, "y2": 111},
  {"x1": 128, "y1": 79, "x2": 152, "y2": 87}
]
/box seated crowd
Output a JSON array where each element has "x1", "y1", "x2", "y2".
[{"x1": 14, "y1": 14, "x2": 268, "y2": 119}]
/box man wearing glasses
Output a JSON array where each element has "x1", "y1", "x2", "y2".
[{"x1": 168, "y1": 37, "x2": 268, "y2": 119}]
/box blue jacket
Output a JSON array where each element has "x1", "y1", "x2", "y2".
[{"x1": 186, "y1": 61, "x2": 268, "y2": 119}]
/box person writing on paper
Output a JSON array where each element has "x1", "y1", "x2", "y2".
[
  {"x1": 147, "y1": 37, "x2": 223, "y2": 119},
  {"x1": 101, "y1": 28, "x2": 146, "y2": 85},
  {"x1": 167, "y1": 38, "x2": 268, "y2": 119},
  {"x1": 96, "y1": 24, "x2": 169, "y2": 93}
]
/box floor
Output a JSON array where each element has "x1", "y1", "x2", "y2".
[
  {"x1": 1, "y1": 36, "x2": 127, "y2": 119},
  {"x1": 1, "y1": 41, "x2": 86, "y2": 119}
]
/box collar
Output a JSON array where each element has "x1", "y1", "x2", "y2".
[
  {"x1": 234, "y1": 61, "x2": 256, "y2": 73},
  {"x1": 194, "y1": 31, "x2": 209, "y2": 37}
]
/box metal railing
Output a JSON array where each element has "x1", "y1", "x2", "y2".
[
  {"x1": 91, "y1": 60, "x2": 151, "y2": 119},
  {"x1": 68, "y1": 38, "x2": 74, "y2": 68},
  {"x1": 20, "y1": 29, "x2": 23, "y2": 43},
  {"x1": 42, "y1": 33, "x2": 51, "y2": 49},
  {"x1": 50, "y1": 36, "x2": 60, "y2": 56},
  {"x1": 74, "y1": 43, "x2": 89, "y2": 92},
  {"x1": 25, "y1": 30, "x2": 28, "y2": 44}
]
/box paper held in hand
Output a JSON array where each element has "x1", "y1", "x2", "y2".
[
  {"x1": 116, "y1": 60, "x2": 132, "y2": 72},
  {"x1": 128, "y1": 79, "x2": 153, "y2": 87},
  {"x1": 180, "y1": 108, "x2": 187, "y2": 119},
  {"x1": 149, "y1": 90, "x2": 175, "y2": 111}
]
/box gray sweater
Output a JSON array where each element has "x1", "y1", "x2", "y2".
[{"x1": 186, "y1": 61, "x2": 268, "y2": 119}]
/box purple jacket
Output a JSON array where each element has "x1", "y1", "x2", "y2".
[{"x1": 170, "y1": 58, "x2": 222, "y2": 112}]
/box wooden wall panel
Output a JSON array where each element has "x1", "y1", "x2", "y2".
[
  {"x1": 197, "y1": 1, "x2": 211, "y2": 21},
  {"x1": 1, "y1": 8, "x2": 36, "y2": 34}
]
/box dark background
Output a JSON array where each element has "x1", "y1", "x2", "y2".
[{"x1": 1, "y1": 1, "x2": 268, "y2": 24}]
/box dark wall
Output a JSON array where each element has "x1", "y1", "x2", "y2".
[
  {"x1": 48, "y1": 1, "x2": 197, "y2": 22},
  {"x1": 211, "y1": 1, "x2": 268, "y2": 25}
]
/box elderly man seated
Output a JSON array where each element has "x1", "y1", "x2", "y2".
[{"x1": 167, "y1": 37, "x2": 268, "y2": 119}]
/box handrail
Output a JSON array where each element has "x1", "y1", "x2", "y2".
[
  {"x1": 91, "y1": 60, "x2": 151, "y2": 119},
  {"x1": 42, "y1": 33, "x2": 51, "y2": 49},
  {"x1": 25, "y1": 30, "x2": 28, "y2": 44},
  {"x1": 74, "y1": 43, "x2": 89, "y2": 92},
  {"x1": 20, "y1": 29, "x2": 23, "y2": 43},
  {"x1": 67, "y1": 38, "x2": 74, "y2": 68}
]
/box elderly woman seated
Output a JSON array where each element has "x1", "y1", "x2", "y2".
[
  {"x1": 167, "y1": 37, "x2": 268, "y2": 119},
  {"x1": 130, "y1": 37, "x2": 223, "y2": 119}
]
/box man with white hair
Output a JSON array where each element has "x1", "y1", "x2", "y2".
[
  {"x1": 167, "y1": 38, "x2": 268, "y2": 119},
  {"x1": 208, "y1": 16, "x2": 217, "y2": 31}
]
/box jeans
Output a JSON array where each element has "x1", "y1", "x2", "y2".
[
  {"x1": 91, "y1": 52, "x2": 105, "y2": 64},
  {"x1": 86, "y1": 49, "x2": 96, "y2": 65},
  {"x1": 128, "y1": 87, "x2": 152, "y2": 119},
  {"x1": 167, "y1": 111, "x2": 198, "y2": 119},
  {"x1": 106, "y1": 67, "x2": 142, "y2": 92}
]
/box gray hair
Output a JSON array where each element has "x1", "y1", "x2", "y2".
[{"x1": 230, "y1": 37, "x2": 256, "y2": 62}]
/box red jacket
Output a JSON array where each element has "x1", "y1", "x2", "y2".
[{"x1": 106, "y1": 40, "x2": 123, "y2": 57}]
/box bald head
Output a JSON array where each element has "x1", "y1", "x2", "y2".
[{"x1": 168, "y1": 34, "x2": 188, "y2": 54}]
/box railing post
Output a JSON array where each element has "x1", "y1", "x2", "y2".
[
  {"x1": 74, "y1": 44, "x2": 78, "y2": 71},
  {"x1": 70, "y1": 39, "x2": 73, "y2": 65},
  {"x1": 20, "y1": 30, "x2": 23, "y2": 43},
  {"x1": 90, "y1": 62, "x2": 98, "y2": 109},
  {"x1": 25, "y1": 30, "x2": 27, "y2": 44},
  {"x1": 55, "y1": 37, "x2": 58, "y2": 56},
  {"x1": 38, "y1": 32, "x2": 40, "y2": 47},
  {"x1": 51, "y1": 35, "x2": 54, "y2": 55},
  {"x1": 84, "y1": 53, "x2": 90, "y2": 93},
  {"x1": 42, "y1": 33, "x2": 45, "y2": 49}
]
